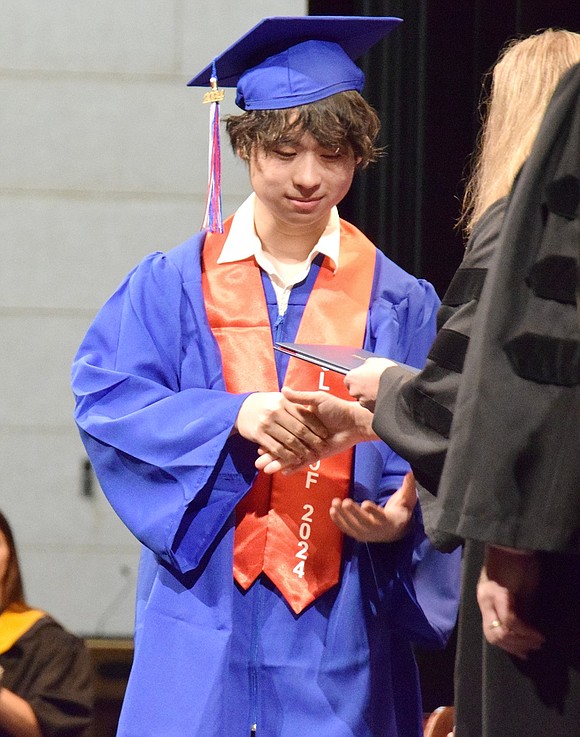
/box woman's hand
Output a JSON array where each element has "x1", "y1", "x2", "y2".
[
  {"x1": 477, "y1": 545, "x2": 545, "y2": 659},
  {"x1": 344, "y1": 358, "x2": 397, "y2": 411}
]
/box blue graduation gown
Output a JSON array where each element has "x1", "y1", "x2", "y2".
[{"x1": 71, "y1": 230, "x2": 460, "y2": 737}]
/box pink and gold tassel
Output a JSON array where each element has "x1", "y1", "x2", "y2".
[{"x1": 201, "y1": 66, "x2": 224, "y2": 233}]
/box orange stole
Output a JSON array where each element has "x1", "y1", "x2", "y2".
[{"x1": 202, "y1": 217, "x2": 376, "y2": 613}]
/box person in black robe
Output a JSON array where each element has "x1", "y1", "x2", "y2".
[
  {"x1": 291, "y1": 29, "x2": 580, "y2": 737},
  {"x1": 432, "y1": 58, "x2": 580, "y2": 737},
  {"x1": 0, "y1": 511, "x2": 94, "y2": 737}
]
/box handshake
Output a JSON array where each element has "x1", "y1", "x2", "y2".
[{"x1": 234, "y1": 357, "x2": 414, "y2": 544}]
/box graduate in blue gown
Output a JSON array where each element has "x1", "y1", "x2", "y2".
[{"x1": 71, "y1": 17, "x2": 460, "y2": 737}]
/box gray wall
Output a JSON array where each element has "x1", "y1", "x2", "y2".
[{"x1": 0, "y1": 0, "x2": 306, "y2": 636}]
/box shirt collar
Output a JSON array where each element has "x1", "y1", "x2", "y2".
[{"x1": 217, "y1": 193, "x2": 340, "y2": 273}]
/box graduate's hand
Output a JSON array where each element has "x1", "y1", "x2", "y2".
[
  {"x1": 477, "y1": 545, "x2": 545, "y2": 660},
  {"x1": 254, "y1": 387, "x2": 377, "y2": 474},
  {"x1": 344, "y1": 358, "x2": 397, "y2": 412},
  {"x1": 236, "y1": 391, "x2": 329, "y2": 466},
  {"x1": 329, "y1": 471, "x2": 417, "y2": 542}
]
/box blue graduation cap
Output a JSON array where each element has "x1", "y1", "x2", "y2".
[
  {"x1": 188, "y1": 16, "x2": 402, "y2": 233},
  {"x1": 188, "y1": 15, "x2": 403, "y2": 110}
]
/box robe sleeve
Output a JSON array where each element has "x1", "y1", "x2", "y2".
[
  {"x1": 71, "y1": 245, "x2": 257, "y2": 573},
  {"x1": 365, "y1": 263, "x2": 443, "y2": 496},
  {"x1": 370, "y1": 201, "x2": 505, "y2": 496}
]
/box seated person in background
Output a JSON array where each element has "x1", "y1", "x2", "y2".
[{"x1": 0, "y1": 510, "x2": 94, "y2": 737}]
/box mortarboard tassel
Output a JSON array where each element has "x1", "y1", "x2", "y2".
[{"x1": 201, "y1": 64, "x2": 224, "y2": 234}]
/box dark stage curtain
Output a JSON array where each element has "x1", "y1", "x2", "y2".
[{"x1": 309, "y1": 0, "x2": 579, "y2": 296}]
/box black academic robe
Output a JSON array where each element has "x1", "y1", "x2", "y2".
[
  {"x1": 434, "y1": 62, "x2": 580, "y2": 737},
  {"x1": 0, "y1": 616, "x2": 94, "y2": 737},
  {"x1": 372, "y1": 62, "x2": 580, "y2": 737},
  {"x1": 372, "y1": 197, "x2": 505, "y2": 550},
  {"x1": 371, "y1": 194, "x2": 507, "y2": 730}
]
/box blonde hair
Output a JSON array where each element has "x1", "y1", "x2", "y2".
[{"x1": 460, "y1": 28, "x2": 580, "y2": 237}]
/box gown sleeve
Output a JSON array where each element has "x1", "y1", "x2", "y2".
[
  {"x1": 71, "y1": 240, "x2": 257, "y2": 573},
  {"x1": 370, "y1": 201, "x2": 505, "y2": 496}
]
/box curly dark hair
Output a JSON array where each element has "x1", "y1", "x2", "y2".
[{"x1": 225, "y1": 90, "x2": 382, "y2": 170}]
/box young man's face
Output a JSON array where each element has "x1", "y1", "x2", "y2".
[{"x1": 248, "y1": 132, "x2": 357, "y2": 232}]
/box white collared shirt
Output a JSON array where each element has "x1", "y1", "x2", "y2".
[{"x1": 217, "y1": 194, "x2": 340, "y2": 315}]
